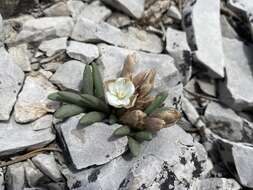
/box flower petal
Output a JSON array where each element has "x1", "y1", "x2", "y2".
[
  {"x1": 106, "y1": 92, "x2": 130, "y2": 108},
  {"x1": 123, "y1": 79, "x2": 135, "y2": 98}
]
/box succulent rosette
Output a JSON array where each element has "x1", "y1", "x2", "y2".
[{"x1": 48, "y1": 54, "x2": 181, "y2": 157}]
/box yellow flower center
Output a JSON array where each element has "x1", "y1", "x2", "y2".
[{"x1": 116, "y1": 91, "x2": 127, "y2": 100}]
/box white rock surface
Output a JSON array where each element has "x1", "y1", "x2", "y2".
[
  {"x1": 67, "y1": 0, "x2": 86, "y2": 21},
  {"x1": 6, "y1": 163, "x2": 25, "y2": 190},
  {"x1": 221, "y1": 16, "x2": 239, "y2": 39},
  {"x1": 101, "y1": 0, "x2": 145, "y2": 19},
  {"x1": 43, "y1": 2, "x2": 71, "y2": 17},
  {"x1": 0, "y1": 117, "x2": 55, "y2": 156},
  {"x1": 0, "y1": 14, "x2": 3, "y2": 46},
  {"x1": 8, "y1": 43, "x2": 31, "y2": 72},
  {"x1": 196, "y1": 78, "x2": 216, "y2": 97},
  {"x1": 24, "y1": 160, "x2": 45, "y2": 187},
  {"x1": 0, "y1": 169, "x2": 3, "y2": 190},
  {"x1": 62, "y1": 125, "x2": 210, "y2": 190},
  {"x1": 32, "y1": 153, "x2": 62, "y2": 182},
  {"x1": 50, "y1": 60, "x2": 85, "y2": 90},
  {"x1": 192, "y1": 178, "x2": 241, "y2": 190},
  {"x1": 0, "y1": 47, "x2": 25, "y2": 121},
  {"x1": 183, "y1": 0, "x2": 225, "y2": 78},
  {"x1": 16, "y1": 17, "x2": 74, "y2": 42},
  {"x1": 31, "y1": 114, "x2": 53, "y2": 131},
  {"x1": 71, "y1": 18, "x2": 162, "y2": 53},
  {"x1": 39, "y1": 37, "x2": 67, "y2": 57},
  {"x1": 167, "y1": 5, "x2": 182, "y2": 21},
  {"x1": 14, "y1": 74, "x2": 58, "y2": 123},
  {"x1": 219, "y1": 38, "x2": 253, "y2": 111},
  {"x1": 66, "y1": 41, "x2": 99, "y2": 64},
  {"x1": 58, "y1": 115, "x2": 128, "y2": 170}
]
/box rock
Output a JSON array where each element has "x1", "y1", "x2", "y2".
[
  {"x1": 14, "y1": 74, "x2": 58, "y2": 123},
  {"x1": 41, "y1": 182, "x2": 67, "y2": 190},
  {"x1": 43, "y1": 2, "x2": 71, "y2": 17},
  {"x1": 219, "y1": 38, "x2": 253, "y2": 111},
  {"x1": 24, "y1": 160, "x2": 46, "y2": 187},
  {"x1": 220, "y1": 15, "x2": 239, "y2": 39},
  {"x1": 57, "y1": 115, "x2": 128, "y2": 170},
  {"x1": 39, "y1": 37, "x2": 67, "y2": 57},
  {"x1": 62, "y1": 125, "x2": 210, "y2": 189},
  {"x1": 16, "y1": 17, "x2": 74, "y2": 42},
  {"x1": 0, "y1": 117, "x2": 55, "y2": 156},
  {"x1": 101, "y1": 0, "x2": 145, "y2": 19},
  {"x1": 6, "y1": 163, "x2": 25, "y2": 190},
  {"x1": 79, "y1": 1, "x2": 112, "y2": 22},
  {"x1": 32, "y1": 114, "x2": 53, "y2": 131},
  {"x1": 71, "y1": 18, "x2": 162, "y2": 53},
  {"x1": 67, "y1": 0, "x2": 86, "y2": 21},
  {"x1": 0, "y1": 169, "x2": 4, "y2": 190},
  {"x1": 50, "y1": 60, "x2": 85, "y2": 90},
  {"x1": 205, "y1": 102, "x2": 244, "y2": 141},
  {"x1": 166, "y1": 27, "x2": 191, "y2": 85},
  {"x1": 0, "y1": 14, "x2": 3, "y2": 46},
  {"x1": 182, "y1": 96, "x2": 206, "y2": 128},
  {"x1": 167, "y1": 5, "x2": 182, "y2": 21},
  {"x1": 192, "y1": 178, "x2": 241, "y2": 190},
  {"x1": 42, "y1": 62, "x2": 61, "y2": 72},
  {"x1": 8, "y1": 43, "x2": 32, "y2": 72},
  {"x1": 107, "y1": 13, "x2": 131, "y2": 28},
  {"x1": 196, "y1": 78, "x2": 216, "y2": 97},
  {"x1": 183, "y1": 0, "x2": 225, "y2": 78},
  {"x1": 0, "y1": 47, "x2": 25, "y2": 121},
  {"x1": 66, "y1": 41, "x2": 99, "y2": 64},
  {"x1": 32, "y1": 153, "x2": 62, "y2": 182}
]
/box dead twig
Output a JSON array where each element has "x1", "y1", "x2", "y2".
[{"x1": 183, "y1": 88, "x2": 220, "y2": 103}]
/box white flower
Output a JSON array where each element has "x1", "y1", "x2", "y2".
[{"x1": 105, "y1": 77, "x2": 136, "y2": 108}]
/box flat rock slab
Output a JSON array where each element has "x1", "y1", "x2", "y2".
[
  {"x1": 101, "y1": 0, "x2": 145, "y2": 19},
  {"x1": 71, "y1": 18, "x2": 162, "y2": 53},
  {"x1": 14, "y1": 74, "x2": 58, "y2": 123},
  {"x1": 39, "y1": 37, "x2": 67, "y2": 57},
  {"x1": 16, "y1": 17, "x2": 74, "y2": 42},
  {"x1": 183, "y1": 0, "x2": 225, "y2": 78},
  {"x1": 219, "y1": 38, "x2": 253, "y2": 111},
  {"x1": 0, "y1": 117, "x2": 55, "y2": 157},
  {"x1": 66, "y1": 41, "x2": 99, "y2": 64},
  {"x1": 62, "y1": 125, "x2": 210, "y2": 190},
  {"x1": 192, "y1": 178, "x2": 241, "y2": 190},
  {"x1": 58, "y1": 115, "x2": 128, "y2": 170},
  {"x1": 50, "y1": 60, "x2": 85, "y2": 91},
  {"x1": 0, "y1": 47, "x2": 24, "y2": 121}
]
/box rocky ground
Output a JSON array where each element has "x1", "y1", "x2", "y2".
[{"x1": 0, "y1": 0, "x2": 253, "y2": 189}]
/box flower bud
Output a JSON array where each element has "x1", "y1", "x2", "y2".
[
  {"x1": 152, "y1": 109, "x2": 181, "y2": 125},
  {"x1": 144, "y1": 117, "x2": 166, "y2": 132},
  {"x1": 120, "y1": 110, "x2": 147, "y2": 129}
]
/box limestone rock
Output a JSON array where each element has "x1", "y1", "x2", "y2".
[
  {"x1": 66, "y1": 41, "x2": 99, "y2": 64},
  {"x1": 0, "y1": 14, "x2": 3, "y2": 46},
  {"x1": 39, "y1": 37, "x2": 67, "y2": 57},
  {"x1": 0, "y1": 47, "x2": 25, "y2": 121},
  {"x1": 58, "y1": 115, "x2": 128, "y2": 170},
  {"x1": 107, "y1": 13, "x2": 131, "y2": 28},
  {"x1": 196, "y1": 78, "x2": 216, "y2": 97},
  {"x1": 0, "y1": 117, "x2": 55, "y2": 156},
  {"x1": 0, "y1": 169, "x2": 3, "y2": 190},
  {"x1": 192, "y1": 178, "x2": 241, "y2": 190},
  {"x1": 14, "y1": 74, "x2": 58, "y2": 123},
  {"x1": 8, "y1": 43, "x2": 31, "y2": 72},
  {"x1": 220, "y1": 15, "x2": 239, "y2": 39},
  {"x1": 62, "y1": 125, "x2": 210, "y2": 189},
  {"x1": 16, "y1": 17, "x2": 74, "y2": 42},
  {"x1": 43, "y1": 2, "x2": 71, "y2": 17},
  {"x1": 167, "y1": 5, "x2": 182, "y2": 21},
  {"x1": 67, "y1": 0, "x2": 86, "y2": 21},
  {"x1": 101, "y1": 0, "x2": 145, "y2": 19},
  {"x1": 71, "y1": 18, "x2": 162, "y2": 53},
  {"x1": 50, "y1": 60, "x2": 85, "y2": 90},
  {"x1": 6, "y1": 163, "x2": 25, "y2": 190},
  {"x1": 183, "y1": 0, "x2": 225, "y2": 78},
  {"x1": 219, "y1": 38, "x2": 253, "y2": 111},
  {"x1": 32, "y1": 114, "x2": 53, "y2": 131},
  {"x1": 32, "y1": 153, "x2": 62, "y2": 182}
]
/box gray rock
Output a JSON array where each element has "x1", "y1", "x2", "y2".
[
  {"x1": 0, "y1": 117, "x2": 55, "y2": 156},
  {"x1": 219, "y1": 38, "x2": 253, "y2": 111},
  {"x1": 228, "y1": 0, "x2": 253, "y2": 13},
  {"x1": 182, "y1": 96, "x2": 206, "y2": 128},
  {"x1": 107, "y1": 13, "x2": 131, "y2": 28},
  {"x1": 196, "y1": 79, "x2": 216, "y2": 97},
  {"x1": 62, "y1": 125, "x2": 210, "y2": 190},
  {"x1": 24, "y1": 160, "x2": 46, "y2": 187},
  {"x1": 6, "y1": 163, "x2": 25, "y2": 190},
  {"x1": 8, "y1": 43, "x2": 32, "y2": 72},
  {"x1": 58, "y1": 115, "x2": 128, "y2": 170},
  {"x1": 166, "y1": 27, "x2": 191, "y2": 85},
  {"x1": 43, "y1": 2, "x2": 71, "y2": 17},
  {"x1": 66, "y1": 41, "x2": 99, "y2": 64},
  {"x1": 0, "y1": 47, "x2": 25, "y2": 121},
  {"x1": 32, "y1": 153, "x2": 62, "y2": 182},
  {"x1": 14, "y1": 74, "x2": 58, "y2": 123},
  {"x1": 183, "y1": 0, "x2": 225, "y2": 78},
  {"x1": 192, "y1": 178, "x2": 241, "y2": 190},
  {"x1": 79, "y1": 1, "x2": 112, "y2": 22},
  {"x1": 39, "y1": 37, "x2": 67, "y2": 57},
  {"x1": 50, "y1": 60, "x2": 85, "y2": 90},
  {"x1": 220, "y1": 15, "x2": 239, "y2": 39},
  {"x1": 16, "y1": 17, "x2": 74, "y2": 42},
  {"x1": 71, "y1": 18, "x2": 162, "y2": 53},
  {"x1": 205, "y1": 102, "x2": 244, "y2": 141},
  {"x1": 32, "y1": 114, "x2": 53, "y2": 131},
  {"x1": 67, "y1": 0, "x2": 86, "y2": 21},
  {"x1": 0, "y1": 169, "x2": 4, "y2": 190},
  {"x1": 0, "y1": 14, "x2": 3, "y2": 46},
  {"x1": 167, "y1": 5, "x2": 182, "y2": 21},
  {"x1": 101, "y1": 0, "x2": 145, "y2": 19}
]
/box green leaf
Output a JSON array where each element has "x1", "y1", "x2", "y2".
[
  {"x1": 54, "y1": 104, "x2": 85, "y2": 119},
  {"x1": 81, "y1": 94, "x2": 110, "y2": 113},
  {"x1": 144, "y1": 91, "x2": 168, "y2": 115},
  {"x1": 79, "y1": 112, "x2": 106, "y2": 127},
  {"x1": 82, "y1": 65, "x2": 94, "y2": 95},
  {"x1": 131, "y1": 131, "x2": 153, "y2": 142},
  {"x1": 128, "y1": 136, "x2": 141, "y2": 157},
  {"x1": 92, "y1": 62, "x2": 105, "y2": 100},
  {"x1": 113, "y1": 126, "x2": 130, "y2": 136}
]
